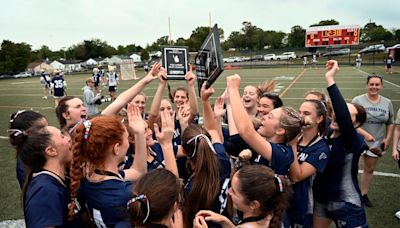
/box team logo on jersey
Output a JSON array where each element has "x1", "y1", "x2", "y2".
[{"x1": 319, "y1": 152, "x2": 327, "y2": 160}]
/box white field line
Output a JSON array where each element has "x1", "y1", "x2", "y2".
[{"x1": 355, "y1": 68, "x2": 400, "y2": 88}]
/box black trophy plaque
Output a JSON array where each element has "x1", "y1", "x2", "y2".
[
  {"x1": 162, "y1": 46, "x2": 189, "y2": 80},
  {"x1": 195, "y1": 24, "x2": 224, "y2": 93}
]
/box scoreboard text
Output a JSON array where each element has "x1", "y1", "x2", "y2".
[{"x1": 305, "y1": 25, "x2": 360, "y2": 47}]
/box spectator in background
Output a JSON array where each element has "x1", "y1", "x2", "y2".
[
  {"x1": 83, "y1": 78, "x2": 102, "y2": 117},
  {"x1": 356, "y1": 54, "x2": 362, "y2": 69},
  {"x1": 385, "y1": 55, "x2": 394, "y2": 74},
  {"x1": 303, "y1": 56, "x2": 308, "y2": 68}
]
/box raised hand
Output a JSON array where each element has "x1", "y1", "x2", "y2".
[
  {"x1": 176, "y1": 105, "x2": 190, "y2": 129},
  {"x1": 200, "y1": 81, "x2": 214, "y2": 101},
  {"x1": 226, "y1": 74, "x2": 241, "y2": 89},
  {"x1": 185, "y1": 65, "x2": 196, "y2": 87},
  {"x1": 144, "y1": 62, "x2": 162, "y2": 83},
  {"x1": 325, "y1": 60, "x2": 339, "y2": 80},
  {"x1": 213, "y1": 97, "x2": 226, "y2": 119},
  {"x1": 127, "y1": 102, "x2": 146, "y2": 134},
  {"x1": 154, "y1": 109, "x2": 175, "y2": 146}
]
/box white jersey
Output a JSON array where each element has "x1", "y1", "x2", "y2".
[{"x1": 107, "y1": 72, "x2": 118, "y2": 86}]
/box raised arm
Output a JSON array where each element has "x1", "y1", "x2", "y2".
[
  {"x1": 154, "y1": 110, "x2": 178, "y2": 177},
  {"x1": 200, "y1": 82, "x2": 221, "y2": 144},
  {"x1": 227, "y1": 74, "x2": 273, "y2": 161},
  {"x1": 324, "y1": 60, "x2": 357, "y2": 148},
  {"x1": 185, "y1": 67, "x2": 199, "y2": 124},
  {"x1": 123, "y1": 103, "x2": 148, "y2": 181},
  {"x1": 101, "y1": 63, "x2": 162, "y2": 116},
  {"x1": 147, "y1": 69, "x2": 168, "y2": 131}
]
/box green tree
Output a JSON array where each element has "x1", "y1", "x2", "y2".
[
  {"x1": 361, "y1": 22, "x2": 393, "y2": 42},
  {"x1": 0, "y1": 40, "x2": 32, "y2": 74},
  {"x1": 310, "y1": 19, "x2": 339, "y2": 27},
  {"x1": 287, "y1": 25, "x2": 306, "y2": 47},
  {"x1": 175, "y1": 37, "x2": 187, "y2": 47},
  {"x1": 186, "y1": 26, "x2": 224, "y2": 51},
  {"x1": 141, "y1": 49, "x2": 150, "y2": 61},
  {"x1": 148, "y1": 36, "x2": 170, "y2": 52},
  {"x1": 69, "y1": 39, "x2": 116, "y2": 60}
]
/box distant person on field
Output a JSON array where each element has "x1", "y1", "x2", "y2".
[
  {"x1": 107, "y1": 68, "x2": 119, "y2": 100},
  {"x1": 40, "y1": 70, "x2": 51, "y2": 99},
  {"x1": 83, "y1": 77, "x2": 102, "y2": 117},
  {"x1": 356, "y1": 54, "x2": 362, "y2": 69},
  {"x1": 92, "y1": 67, "x2": 102, "y2": 93},
  {"x1": 51, "y1": 70, "x2": 67, "y2": 108},
  {"x1": 303, "y1": 56, "x2": 308, "y2": 68},
  {"x1": 312, "y1": 55, "x2": 317, "y2": 68},
  {"x1": 385, "y1": 55, "x2": 394, "y2": 74}
]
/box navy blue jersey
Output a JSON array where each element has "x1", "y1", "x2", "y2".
[
  {"x1": 183, "y1": 143, "x2": 231, "y2": 214},
  {"x1": 93, "y1": 73, "x2": 101, "y2": 84},
  {"x1": 253, "y1": 143, "x2": 294, "y2": 175},
  {"x1": 40, "y1": 73, "x2": 51, "y2": 86},
  {"x1": 16, "y1": 155, "x2": 25, "y2": 189},
  {"x1": 24, "y1": 171, "x2": 70, "y2": 228},
  {"x1": 51, "y1": 76, "x2": 65, "y2": 97},
  {"x1": 80, "y1": 178, "x2": 133, "y2": 227},
  {"x1": 287, "y1": 137, "x2": 330, "y2": 218},
  {"x1": 313, "y1": 84, "x2": 368, "y2": 206},
  {"x1": 223, "y1": 131, "x2": 251, "y2": 157}
]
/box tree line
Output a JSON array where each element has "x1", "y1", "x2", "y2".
[{"x1": 1, "y1": 20, "x2": 399, "y2": 74}]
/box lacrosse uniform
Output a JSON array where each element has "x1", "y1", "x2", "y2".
[
  {"x1": 51, "y1": 74, "x2": 66, "y2": 98},
  {"x1": 108, "y1": 72, "x2": 119, "y2": 92},
  {"x1": 79, "y1": 174, "x2": 133, "y2": 227},
  {"x1": 313, "y1": 84, "x2": 368, "y2": 228},
  {"x1": 93, "y1": 72, "x2": 101, "y2": 87},
  {"x1": 183, "y1": 143, "x2": 231, "y2": 216},
  {"x1": 40, "y1": 73, "x2": 51, "y2": 88},
  {"x1": 253, "y1": 142, "x2": 294, "y2": 175},
  {"x1": 287, "y1": 136, "x2": 330, "y2": 228},
  {"x1": 385, "y1": 57, "x2": 394, "y2": 68},
  {"x1": 24, "y1": 171, "x2": 71, "y2": 228},
  {"x1": 352, "y1": 94, "x2": 394, "y2": 157}
]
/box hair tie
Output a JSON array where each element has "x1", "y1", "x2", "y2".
[
  {"x1": 10, "y1": 110, "x2": 26, "y2": 123},
  {"x1": 274, "y1": 174, "x2": 284, "y2": 193},
  {"x1": 7, "y1": 129, "x2": 24, "y2": 137},
  {"x1": 83, "y1": 120, "x2": 92, "y2": 140},
  {"x1": 127, "y1": 194, "x2": 151, "y2": 224},
  {"x1": 186, "y1": 134, "x2": 216, "y2": 158}
]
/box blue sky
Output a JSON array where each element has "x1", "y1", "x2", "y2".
[{"x1": 0, "y1": 0, "x2": 398, "y2": 51}]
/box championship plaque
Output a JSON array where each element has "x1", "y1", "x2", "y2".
[
  {"x1": 195, "y1": 24, "x2": 224, "y2": 93},
  {"x1": 162, "y1": 46, "x2": 189, "y2": 80}
]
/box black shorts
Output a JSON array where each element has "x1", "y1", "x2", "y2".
[
  {"x1": 109, "y1": 86, "x2": 116, "y2": 92},
  {"x1": 94, "y1": 82, "x2": 99, "y2": 87},
  {"x1": 386, "y1": 64, "x2": 392, "y2": 69}
]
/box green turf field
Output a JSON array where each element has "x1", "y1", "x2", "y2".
[{"x1": 1, "y1": 64, "x2": 399, "y2": 227}]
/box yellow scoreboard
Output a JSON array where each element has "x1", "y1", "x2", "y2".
[{"x1": 305, "y1": 25, "x2": 360, "y2": 47}]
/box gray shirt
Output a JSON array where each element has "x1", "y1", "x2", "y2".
[
  {"x1": 83, "y1": 86, "x2": 99, "y2": 116},
  {"x1": 352, "y1": 94, "x2": 394, "y2": 147}
]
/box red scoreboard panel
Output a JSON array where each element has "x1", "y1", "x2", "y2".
[{"x1": 305, "y1": 25, "x2": 360, "y2": 47}]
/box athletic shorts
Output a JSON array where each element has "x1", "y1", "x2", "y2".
[
  {"x1": 363, "y1": 149, "x2": 385, "y2": 158},
  {"x1": 386, "y1": 64, "x2": 392, "y2": 69},
  {"x1": 108, "y1": 86, "x2": 116, "y2": 92},
  {"x1": 94, "y1": 82, "x2": 99, "y2": 87},
  {"x1": 314, "y1": 200, "x2": 368, "y2": 228},
  {"x1": 44, "y1": 83, "x2": 51, "y2": 89}
]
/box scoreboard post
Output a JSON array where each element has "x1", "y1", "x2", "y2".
[{"x1": 305, "y1": 25, "x2": 360, "y2": 47}]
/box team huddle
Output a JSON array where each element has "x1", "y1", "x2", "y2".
[{"x1": 9, "y1": 60, "x2": 400, "y2": 228}]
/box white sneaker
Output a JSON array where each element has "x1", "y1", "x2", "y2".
[
  {"x1": 42, "y1": 96, "x2": 47, "y2": 99},
  {"x1": 395, "y1": 210, "x2": 400, "y2": 220}
]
